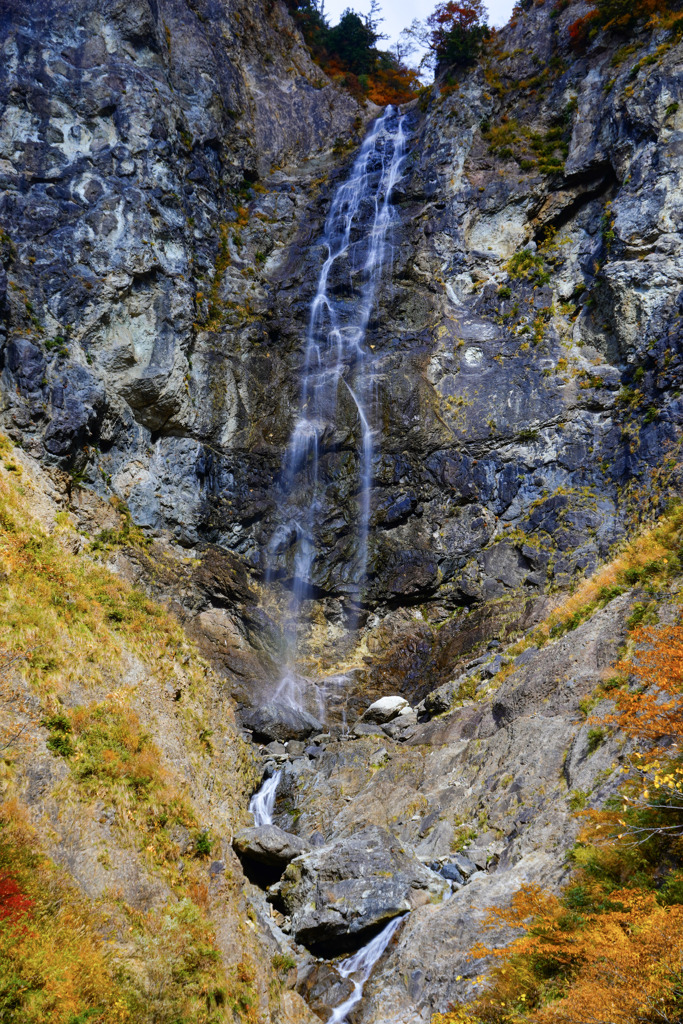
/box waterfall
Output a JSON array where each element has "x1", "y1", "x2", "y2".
[
  {"x1": 267, "y1": 106, "x2": 408, "y2": 702},
  {"x1": 327, "y1": 916, "x2": 405, "y2": 1024},
  {"x1": 249, "y1": 770, "x2": 281, "y2": 826}
]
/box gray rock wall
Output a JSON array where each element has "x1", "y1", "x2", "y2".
[
  {"x1": 4, "y1": 5, "x2": 683, "y2": 1022},
  {"x1": 2, "y1": 0, "x2": 683, "y2": 662},
  {"x1": 0, "y1": 0, "x2": 361, "y2": 547}
]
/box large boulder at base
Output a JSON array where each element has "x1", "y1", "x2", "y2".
[
  {"x1": 360, "y1": 695, "x2": 410, "y2": 724},
  {"x1": 270, "y1": 826, "x2": 448, "y2": 955},
  {"x1": 233, "y1": 825, "x2": 311, "y2": 869},
  {"x1": 241, "y1": 702, "x2": 323, "y2": 742},
  {"x1": 296, "y1": 962, "x2": 356, "y2": 1020}
]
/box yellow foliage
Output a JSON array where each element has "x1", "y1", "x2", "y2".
[
  {"x1": 0, "y1": 801, "x2": 130, "y2": 1023},
  {"x1": 434, "y1": 885, "x2": 683, "y2": 1024},
  {"x1": 0, "y1": 444, "x2": 261, "y2": 1022},
  {"x1": 534, "y1": 501, "x2": 683, "y2": 641}
]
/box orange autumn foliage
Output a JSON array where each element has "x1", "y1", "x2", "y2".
[
  {"x1": 433, "y1": 593, "x2": 683, "y2": 1022},
  {"x1": 365, "y1": 66, "x2": 422, "y2": 106},
  {"x1": 568, "y1": 0, "x2": 676, "y2": 50},
  {"x1": 605, "y1": 623, "x2": 683, "y2": 746},
  {"x1": 583, "y1": 621, "x2": 683, "y2": 846},
  {"x1": 0, "y1": 801, "x2": 129, "y2": 1023},
  {"x1": 460, "y1": 884, "x2": 683, "y2": 1023},
  {"x1": 323, "y1": 58, "x2": 419, "y2": 106}
]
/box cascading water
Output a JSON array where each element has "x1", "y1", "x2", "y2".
[
  {"x1": 267, "y1": 106, "x2": 408, "y2": 707},
  {"x1": 248, "y1": 770, "x2": 281, "y2": 826},
  {"x1": 327, "y1": 916, "x2": 405, "y2": 1024}
]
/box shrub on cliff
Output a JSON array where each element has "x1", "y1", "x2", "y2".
[
  {"x1": 284, "y1": 0, "x2": 418, "y2": 103},
  {"x1": 567, "y1": 0, "x2": 681, "y2": 49},
  {"x1": 427, "y1": 1, "x2": 491, "y2": 71}
]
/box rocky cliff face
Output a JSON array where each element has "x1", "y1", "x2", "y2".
[
  {"x1": 3, "y1": 0, "x2": 682, "y2": 643},
  {"x1": 3, "y1": 0, "x2": 683, "y2": 1022},
  {"x1": 340, "y1": 0, "x2": 683, "y2": 707},
  {"x1": 0, "y1": 0, "x2": 361, "y2": 538}
]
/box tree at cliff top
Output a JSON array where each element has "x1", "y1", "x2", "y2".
[
  {"x1": 284, "y1": 1, "x2": 419, "y2": 102},
  {"x1": 426, "y1": 1, "x2": 491, "y2": 72},
  {"x1": 327, "y1": 10, "x2": 379, "y2": 75}
]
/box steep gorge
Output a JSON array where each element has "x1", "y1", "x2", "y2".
[{"x1": 2, "y1": 0, "x2": 683, "y2": 1022}]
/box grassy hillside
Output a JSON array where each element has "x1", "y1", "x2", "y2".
[{"x1": 0, "y1": 436, "x2": 288, "y2": 1024}]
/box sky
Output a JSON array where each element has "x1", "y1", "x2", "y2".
[{"x1": 322, "y1": 0, "x2": 517, "y2": 53}]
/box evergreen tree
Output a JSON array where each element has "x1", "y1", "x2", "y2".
[
  {"x1": 427, "y1": 1, "x2": 490, "y2": 71},
  {"x1": 326, "y1": 10, "x2": 379, "y2": 76}
]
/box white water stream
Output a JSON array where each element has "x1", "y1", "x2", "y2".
[
  {"x1": 327, "y1": 916, "x2": 405, "y2": 1024},
  {"x1": 248, "y1": 769, "x2": 281, "y2": 826},
  {"x1": 253, "y1": 111, "x2": 409, "y2": 1021},
  {"x1": 267, "y1": 106, "x2": 408, "y2": 708}
]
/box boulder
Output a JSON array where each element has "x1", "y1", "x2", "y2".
[
  {"x1": 265, "y1": 741, "x2": 287, "y2": 757},
  {"x1": 271, "y1": 825, "x2": 448, "y2": 955},
  {"x1": 441, "y1": 863, "x2": 465, "y2": 884},
  {"x1": 361, "y1": 696, "x2": 410, "y2": 724},
  {"x1": 351, "y1": 722, "x2": 387, "y2": 738},
  {"x1": 241, "y1": 702, "x2": 323, "y2": 742},
  {"x1": 233, "y1": 825, "x2": 311, "y2": 869},
  {"x1": 382, "y1": 709, "x2": 418, "y2": 740},
  {"x1": 423, "y1": 679, "x2": 458, "y2": 717},
  {"x1": 450, "y1": 853, "x2": 478, "y2": 879},
  {"x1": 481, "y1": 655, "x2": 509, "y2": 679},
  {"x1": 297, "y1": 963, "x2": 356, "y2": 1020},
  {"x1": 463, "y1": 847, "x2": 489, "y2": 870}
]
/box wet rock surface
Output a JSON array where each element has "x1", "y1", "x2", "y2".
[
  {"x1": 297, "y1": 962, "x2": 357, "y2": 1021},
  {"x1": 233, "y1": 825, "x2": 311, "y2": 869},
  {"x1": 3, "y1": 0, "x2": 683, "y2": 648},
  {"x1": 0, "y1": 0, "x2": 362, "y2": 564},
  {"x1": 270, "y1": 825, "x2": 448, "y2": 956},
  {"x1": 241, "y1": 702, "x2": 323, "y2": 743}
]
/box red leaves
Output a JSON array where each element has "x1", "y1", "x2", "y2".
[
  {"x1": 428, "y1": 0, "x2": 487, "y2": 33},
  {"x1": 427, "y1": 0, "x2": 488, "y2": 49},
  {"x1": 567, "y1": 10, "x2": 600, "y2": 50},
  {"x1": 568, "y1": 0, "x2": 673, "y2": 49},
  {"x1": 426, "y1": 0, "x2": 490, "y2": 69},
  {"x1": 0, "y1": 874, "x2": 34, "y2": 923}
]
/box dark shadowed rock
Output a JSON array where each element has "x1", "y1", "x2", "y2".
[
  {"x1": 270, "y1": 825, "x2": 448, "y2": 955},
  {"x1": 441, "y1": 863, "x2": 464, "y2": 884},
  {"x1": 233, "y1": 825, "x2": 311, "y2": 869},
  {"x1": 422, "y1": 678, "x2": 460, "y2": 717},
  {"x1": 351, "y1": 722, "x2": 387, "y2": 737},
  {"x1": 297, "y1": 963, "x2": 356, "y2": 1020},
  {"x1": 241, "y1": 703, "x2": 323, "y2": 742}
]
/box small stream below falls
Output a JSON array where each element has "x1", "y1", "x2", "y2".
[
  {"x1": 326, "y1": 916, "x2": 406, "y2": 1024},
  {"x1": 248, "y1": 769, "x2": 281, "y2": 827},
  {"x1": 246, "y1": 771, "x2": 409, "y2": 1023}
]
